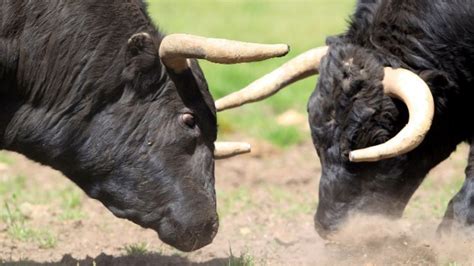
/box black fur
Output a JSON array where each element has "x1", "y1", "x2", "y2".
[
  {"x1": 0, "y1": 1, "x2": 218, "y2": 251},
  {"x1": 308, "y1": 0, "x2": 474, "y2": 236}
]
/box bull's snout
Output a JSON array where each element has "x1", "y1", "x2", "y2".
[
  {"x1": 314, "y1": 209, "x2": 341, "y2": 239},
  {"x1": 156, "y1": 213, "x2": 219, "y2": 252},
  {"x1": 314, "y1": 216, "x2": 332, "y2": 239}
]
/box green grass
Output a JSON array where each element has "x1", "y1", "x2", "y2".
[
  {"x1": 147, "y1": 0, "x2": 355, "y2": 146},
  {"x1": 0, "y1": 175, "x2": 28, "y2": 228},
  {"x1": 267, "y1": 185, "x2": 314, "y2": 218},
  {"x1": 0, "y1": 151, "x2": 14, "y2": 165},
  {"x1": 217, "y1": 186, "x2": 253, "y2": 218},
  {"x1": 217, "y1": 184, "x2": 314, "y2": 220},
  {"x1": 2, "y1": 201, "x2": 57, "y2": 249},
  {"x1": 405, "y1": 161, "x2": 465, "y2": 220},
  {"x1": 228, "y1": 247, "x2": 255, "y2": 266},
  {"x1": 0, "y1": 172, "x2": 86, "y2": 220},
  {"x1": 0, "y1": 174, "x2": 26, "y2": 195},
  {"x1": 0, "y1": 173, "x2": 83, "y2": 249},
  {"x1": 124, "y1": 242, "x2": 150, "y2": 256},
  {"x1": 228, "y1": 253, "x2": 254, "y2": 266},
  {"x1": 58, "y1": 186, "x2": 86, "y2": 221},
  {"x1": 446, "y1": 262, "x2": 463, "y2": 266},
  {"x1": 261, "y1": 125, "x2": 304, "y2": 148},
  {"x1": 35, "y1": 230, "x2": 58, "y2": 249},
  {"x1": 405, "y1": 151, "x2": 466, "y2": 220}
]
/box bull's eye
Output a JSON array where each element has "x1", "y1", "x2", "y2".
[{"x1": 181, "y1": 113, "x2": 196, "y2": 128}]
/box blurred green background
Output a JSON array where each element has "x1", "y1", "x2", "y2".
[{"x1": 148, "y1": 0, "x2": 355, "y2": 147}]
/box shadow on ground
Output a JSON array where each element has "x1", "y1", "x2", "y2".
[{"x1": 2, "y1": 253, "x2": 230, "y2": 266}]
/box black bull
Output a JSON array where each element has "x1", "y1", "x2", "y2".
[
  {"x1": 310, "y1": 0, "x2": 474, "y2": 236},
  {"x1": 0, "y1": 1, "x2": 289, "y2": 251},
  {"x1": 222, "y1": 0, "x2": 474, "y2": 237}
]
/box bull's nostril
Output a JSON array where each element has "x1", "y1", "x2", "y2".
[
  {"x1": 212, "y1": 218, "x2": 219, "y2": 230},
  {"x1": 205, "y1": 217, "x2": 219, "y2": 237}
]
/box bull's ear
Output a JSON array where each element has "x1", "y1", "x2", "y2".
[{"x1": 123, "y1": 32, "x2": 159, "y2": 80}]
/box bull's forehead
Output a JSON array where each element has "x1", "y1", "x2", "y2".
[{"x1": 309, "y1": 45, "x2": 387, "y2": 156}]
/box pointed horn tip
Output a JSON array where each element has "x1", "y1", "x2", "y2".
[
  {"x1": 214, "y1": 142, "x2": 252, "y2": 160},
  {"x1": 229, "y1": 143, "x2": 252, "y2": 154},
  {"x1": 258, "y1": 43, "x2": 290, "y2": 59},
  {"x1": 277, "y1": 44, "x2": 291, "y2": 57}
]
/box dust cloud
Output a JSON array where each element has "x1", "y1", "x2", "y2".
[{"x1": 318, "y1": 215, "x2": 474, "y2": 265}]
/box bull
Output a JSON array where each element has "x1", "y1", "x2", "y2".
[
  {"x1": 0, "y1": 1, "x2": 289, "y2": 251},
  {"x1": 218, "y1": 0, "x2": 474, "y2": 237}
]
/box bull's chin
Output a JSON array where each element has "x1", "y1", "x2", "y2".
[
  {"x1": 110, "y1": 209, "x2": 217, "y2": 251},
  {"x1": 157, "y1": 230, "x2": 215, "y2": 252},
  {"x1": 314, "y1": 217, "x2": 341, "y2": 240},
  {"x1": 155, "y1": 217, "x2": 219, "y2": 252}
]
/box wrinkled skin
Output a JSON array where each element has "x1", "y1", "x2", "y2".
[
  {"x1": 0, "y1": 1, "x2": 218, "y2": 251},
  {"x1": 308, "y1": 0, "x2": 474, "y2": 237}
]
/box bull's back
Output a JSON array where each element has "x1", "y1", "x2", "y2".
[
  {"x1": 411, "y1": 0, "x2": 474, "y2": 83},
  {"x1": 355, "y1": 0, "x2": 474, "y2": 85}
]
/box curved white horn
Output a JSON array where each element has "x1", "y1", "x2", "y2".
[
  {"x1": 159, "y1": 34, "x2": 289, "y2": 73},
  {"x1": 349, "y1": 67, "x2": 435, "y2": 162},
  {"x1": 214, "y1": 142, "x2": 251, "y2": 160},
  {"x1": 215, "y1": 46, "x2": 329, "y2": 111}
]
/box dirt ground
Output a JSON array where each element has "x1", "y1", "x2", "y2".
[{"x1": 0, "y1": 140, "x2": 473, "y2": 265}]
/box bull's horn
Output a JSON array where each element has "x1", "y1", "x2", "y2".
[
  {"x1": 349, "y1": 67, "x2": 434, "y2": 162},
  {"x1": 215, "y1": 46, "x2": 329, "y2": 111},
  {"x1": 214, "y1": 142, "x2": 251, "y2": 160},
  {"x1": 159, "y1": 34, "x2": 289, "y2": 73}
]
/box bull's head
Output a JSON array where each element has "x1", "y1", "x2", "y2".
[
  {"x1": 217, "y1": 43, "x2": 438, "y2": 237},
  {"x1": 47, "y1": 33, "x2": 289, "y2": 251}
]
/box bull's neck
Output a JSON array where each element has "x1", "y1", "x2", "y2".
[
  {"x1": 2, "y1": 87, "x2": 115, "y2": 171},
  {"x1": 1, "y1": 35, "x2": 129, "y2": 168}
]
